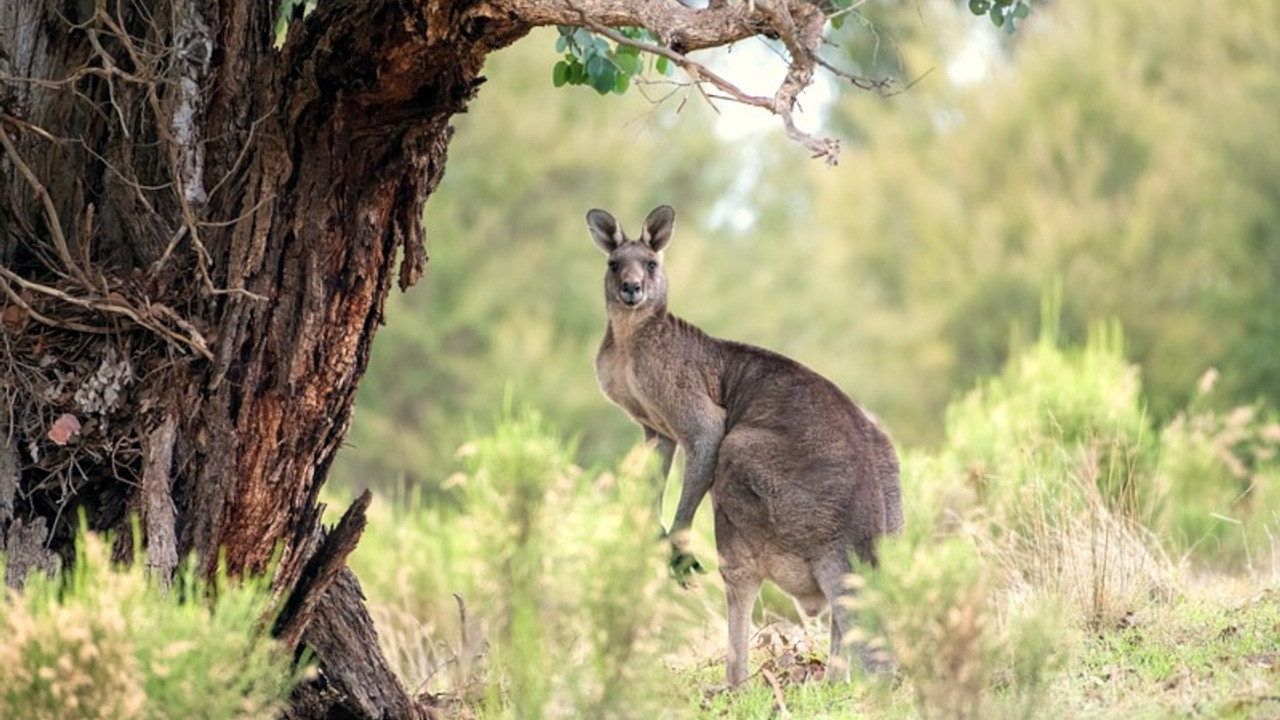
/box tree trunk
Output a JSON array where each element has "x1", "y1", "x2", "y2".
[{"x1": 1, "y1": 0, "x2": 529, "y2": 716}]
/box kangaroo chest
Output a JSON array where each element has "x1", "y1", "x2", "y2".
[{"x1": 595, "y1": 339, "x2": 678, "y2": 440}]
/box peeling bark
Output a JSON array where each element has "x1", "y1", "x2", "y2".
[
  {"x1": 3, "y1": 517, "x2": 58, "y2": 589},
  {"x1": 277, "y1": 490, "x2": 372, "y2": 649},
  {"x1": 141, "y1": 412, "x2": 179, "y2": 579},
  {"x1": 0, "y1": 424, "x2": 16, "y2": 527}
]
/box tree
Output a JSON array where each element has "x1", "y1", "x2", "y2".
[{"x1": 0, "y1": 0, "x2": 905, "y2": 717}]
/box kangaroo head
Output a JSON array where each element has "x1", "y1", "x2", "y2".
[{"x1": 586, "y1": 205, "x2": 675, "y2": 312}]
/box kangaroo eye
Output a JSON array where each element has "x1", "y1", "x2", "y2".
[
  {"x1": 608, "y1": 260, "x2": 619, "y2": 273},
  {"x1": 646, "y1": 261, "x2": 658, "y2": 273}
]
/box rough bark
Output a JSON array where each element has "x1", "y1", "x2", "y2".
[{"x1": 0, "y1": 0, "x2": 846, "y2": 717}]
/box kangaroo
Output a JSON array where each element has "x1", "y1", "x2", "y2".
[{"x1": 588, "y1": 205, "x2": 903, "y2": 687}]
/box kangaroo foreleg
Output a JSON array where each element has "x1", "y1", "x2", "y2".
[{"x1": 643, "y1": 425, "x2": 677, "y2": 530}]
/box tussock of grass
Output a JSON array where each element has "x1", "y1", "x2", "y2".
[
  {"x1": 348, "y1": 407, "x2": 709, "y2": 719},
  {"x1": 1156, "y1": 378, "x2": 1280, "y2": 569},
  {"x1": 0, "y1": 529, "x2": 298, "y2": 720}
]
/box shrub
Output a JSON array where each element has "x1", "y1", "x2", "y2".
[
  {"x1": 928, "y1": 313, "x2": 1175, "y2": 628},
  {"x1": 353, "y1": 406, "x2": 701, "y2": 719},
  {"x1": 945, "y1": 317, "x2": 1156, "y2": 523},
  {"x1": 0, "y1": 531, "x2": 298, "y2": 720},
  {"x1": 856, "y1": 534, "x2": 1066, "y2": 720},
  {"x1": 1155, "y1": 371, "x2": 1280, "y2": 569}
]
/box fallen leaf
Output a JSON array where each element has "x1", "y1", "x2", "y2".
[
  {"x1": 1, "y1": 304, "x2": 26, "y2": 331},
  {"x1": 48, "y1": 413, "x2": 82, "y2": 445}
]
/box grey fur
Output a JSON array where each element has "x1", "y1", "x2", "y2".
[{"x1": 588, "y1": 205, "x2": 903, "y2": 686}]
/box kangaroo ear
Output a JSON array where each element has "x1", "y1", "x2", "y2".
[
  {"x1": 641, "y1": 205, "x2": 675, "y2": 252},
  {"x1": 587, "y1": 209, "x2": 624, "y2": 253}
]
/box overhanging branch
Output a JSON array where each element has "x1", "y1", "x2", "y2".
[
  {"x1": 504, "y1": 0, "x2": 893, "y2": 164},
  {"x1": 503, "y1": 0, "x2": 768, "y2": 53}
]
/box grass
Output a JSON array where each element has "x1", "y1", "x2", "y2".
[
  {"x1": 334, "y1": 328, "x2": 1280, "y2": 720},
  {"x1": 342, "y1": 441, "x2": 1279, "y2": 720},
  {"x1": 681, "y1": 585, "x2": 1280, "y2": 720},
  {"x1": 0, "y1": 527, "x2": 300, "y2": 720},
  {"x1": 5, "y1": 325, "x2": 1275, "y2": 718},
  {"x1": 1068, "y1": 587, "x2": 1280, "y2": 719}
]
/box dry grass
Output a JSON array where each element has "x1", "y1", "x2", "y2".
[{"x1": 0, "y1": 532, "x2": 297, "y2": 720}]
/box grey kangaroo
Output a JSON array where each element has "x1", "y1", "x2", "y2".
[{"x1": 588, "y1": 205, "x2": 903, "y2": 687}]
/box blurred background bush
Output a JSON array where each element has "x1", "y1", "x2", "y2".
[{"x1": 333, "y1": 0, "x2": 1280, "y2": 494}]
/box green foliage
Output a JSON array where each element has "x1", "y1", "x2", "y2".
[
  {"x1": 965, "y1": 0, "x2": 1043, "y2": 34},
  {"x1": 551, "y1": 26, "x2": 668, "y2": 96},
  {"x1": 346, "y1": 335, "x2": 1280, "y2": 719},
  {"x1": 811, "y1": 0, "x2": 1280, "y2": 441},
  {"x1": 945, "y1": 301, "x2": 1156, "y2": 521},
  {"x1": 817, "y1": 0, "x2": 867, "y2": 31},
  {"x1": 858, "y1": 537, "x2": 995, "y2": 719},
  {"x1": 337, "y1": 486, "x2": 485, "y2": 697},
  {"x1": 856, "y1": 536, "x2": 1067, "y2": 720},
  {"x1": 339, "y1": 0, "x2": 1280, "y2": 489},
  {"x1": 919, "y1": 311, "x2": 1177, "y2": 627},
  {"x1": 335, "y1": 0, "x2": 1280, "y2": 508},
  {"x1": 1155, "y1": 377, "x2": 1280, "y2": 567},
  {"x1": 0, "y1": 531, "x2": 298, "y2": 720},
  {"x1": 346, "y1": 407, "x2": 707, "y2": 717}
]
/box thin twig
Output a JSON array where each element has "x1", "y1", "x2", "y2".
[
  {"x1": 760, "y1": 667, "x2": 791, "y2": 719},
  {"x1": 0, "y1": 278, "x2": 115, "y2": 334},
  {"x1": 202, "y1": 108, "x2": 275, "y2": 203},
  {"x1": 578, "y1": 17, "x2": 775, "y2": 111},
  {"x1": 814, "y1": 55, "x2": 893, "y2": 92},
  {"x1": 0, "y1": 266, "x2": 213, "y2": 359},
  {"x1": 0, "y1": 124, "x2": 93, "y2": 286},
  {"x1": 150, "y1": 225, "x2": 190, "y2": 273},
  {"x1": 882, "y1": 66, "x2": 935, "y2": 97}
]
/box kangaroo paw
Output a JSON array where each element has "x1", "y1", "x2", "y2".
[{"x1": 669, "y1": 545, "x2": 708, "y2": 588}]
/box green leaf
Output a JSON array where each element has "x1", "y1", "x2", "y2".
[
  {"x1": 552, "y1": 60, "x2": 569, "y2": 88},
  {"x1": 567, "y1": 58, "x2": 587, "y2": 85},
  {"x1": 991, "y1": 8, "x2": 1006, "y2": 27},
  {"x1": 613, "y1": 51, "x2": 641, "y2": 77},
  {"x1": 613, "y1": 72, "x2": 630, "y2": 95},
  {"x1": 655, "y1": 56, "x2": 670, "y2": 76},
  {"x1": 586, "y1": 54, "x2": 608, "y2": 79},
  {"x1": 589, "y1": 66, "x2": 617, "y2": 95},
  {"x1": 1014, "y1": 2, "x2": 1031, "y2": 19},
  {"x1": 969, "y1": 0, "x2": 991, "y2": 15}
]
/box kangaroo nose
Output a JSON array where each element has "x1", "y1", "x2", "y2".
[{"x1": 621, "y1": 282, "x2": 642, "y2": 304}]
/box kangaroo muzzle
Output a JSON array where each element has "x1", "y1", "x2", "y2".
[{"x1": 620, "y1": 280, "x2": 643, "y2": 306}]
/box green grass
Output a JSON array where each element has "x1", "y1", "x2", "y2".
[
  {"x1": 658, "y1": 585, "x2": 1280, "y2": 720},
  {"x1": 0, "y1": 527, "x2": 300, "y2": 720},
  {"x1": 1068, "y1": 589, "x2": 1280, "y2": 720},
  {"x1": 336, "y1": 330, "x2": 1280, "y2": 720}
]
